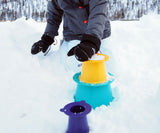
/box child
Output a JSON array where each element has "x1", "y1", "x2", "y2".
[{"x1": 31, "y1": 0, "x2": 111, "y2": 64}]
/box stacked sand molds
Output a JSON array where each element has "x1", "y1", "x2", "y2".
[{"x1": 73, "y1": 54, "x2": 114, "y2": 109}]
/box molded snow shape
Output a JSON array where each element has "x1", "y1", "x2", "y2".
[
  {"x1": 73, "y1": 53, "x2": 114, "y2": 109},
  {"x1": 60, "y1": 101, "x2": 91, "y2": 133}
]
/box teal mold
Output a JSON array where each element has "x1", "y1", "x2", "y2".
[{"x1": 73, "y1": 72, "x2": 114, "y2": 109}]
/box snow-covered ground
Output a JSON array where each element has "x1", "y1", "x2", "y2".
[{"x1": 0, "y1": 14, "x2": 160, "y2": 133}]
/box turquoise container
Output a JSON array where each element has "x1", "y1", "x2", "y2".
[{"x1": 73, "y1": 73, "x2": 114, "y2": 109}]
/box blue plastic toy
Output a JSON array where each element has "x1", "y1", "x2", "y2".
[
  {"x1": 73, "y1": 72, "x2": 114, "y2": 109},
  {"x1": 60, "y1": 100, "x2": 91, "y2": 133}
]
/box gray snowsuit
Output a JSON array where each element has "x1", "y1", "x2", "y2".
[{"x1": 44, "y1": 0, "x2": 111, "y2": 41}]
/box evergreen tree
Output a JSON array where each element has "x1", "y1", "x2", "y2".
[{"x1": 0, "y1": 0, "x2": 159, "y2": 21}]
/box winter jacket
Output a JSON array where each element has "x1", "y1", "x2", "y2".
[{"x1": 44, "y1": 0, "x2": 111, "y2": 41}]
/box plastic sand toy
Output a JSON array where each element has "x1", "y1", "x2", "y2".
[
  {"x1": 73, "y1": 54, "x2": 114, "y2": 109},
  {"x1": 60, "y1": 101, "x2": 91, "y2": 133}
]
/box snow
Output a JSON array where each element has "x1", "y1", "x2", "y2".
[
  {"x1": 0, "y1": 13, "x2": 160, "y2": 133},
  {"x1": 90, "y1": 54, "x2": 105, "y2": 60}
]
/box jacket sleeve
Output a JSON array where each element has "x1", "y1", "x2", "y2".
[
  {"x1": 85, "y1": 0, "x2": 110, "y2": 39},
  {"x1": 44, "y1": 1, "x2": 63, "y2": 39}
]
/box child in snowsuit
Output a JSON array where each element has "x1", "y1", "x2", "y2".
[{"x1": 31, "y1": 0, "x2": 111, "y2": 62}]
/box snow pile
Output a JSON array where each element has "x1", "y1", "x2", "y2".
[
  {"x1": 0, "y1": 14, "x2": 160, "y2": 133},
  {"x1": 90, "y1": 54, "x2": 105, "y2": 61}
]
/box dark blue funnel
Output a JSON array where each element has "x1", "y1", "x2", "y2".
[{"x1": 60, "y1": 101, "x2": 91, "y2": 133}]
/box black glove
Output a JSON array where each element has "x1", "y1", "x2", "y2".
[
  {"x1": 31, "y1": 34, "x2": 54, "y2": 55},
  {"x1": 67, "y1": 34, "x2": 101, "y2": 62}
]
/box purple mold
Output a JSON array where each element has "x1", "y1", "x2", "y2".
[{"x1": 60, "y1": 101, "x2": 91, "y2": 133}]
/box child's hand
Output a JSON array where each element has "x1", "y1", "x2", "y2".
[
  {"x1": 67, "y1": 42, "x2": 95, "y2": 62},
  {"x1": 67, "y1": 34, "x2": 100, "y2": 62},
  {"x1": 31, "y1": 34, "x2": 54, "y2": 55}
]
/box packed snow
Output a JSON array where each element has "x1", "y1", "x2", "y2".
[
  {"x1": 89, "y1": 54, "x2": 105, "y2": 61},
  {"x1": 0, "y1": 14, "x2": 160, "y2": 133}
]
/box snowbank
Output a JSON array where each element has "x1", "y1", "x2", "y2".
[{"x1": 0, "y1": 14, "x2": 160, "y2": 133}]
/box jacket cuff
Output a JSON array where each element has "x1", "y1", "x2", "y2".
[
  {"x1": 81, "y1": 34, "x2": 101, "y2": 52},
  {"x1": 41, "y1": 34, "x2": 54, "y2": 45}
]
